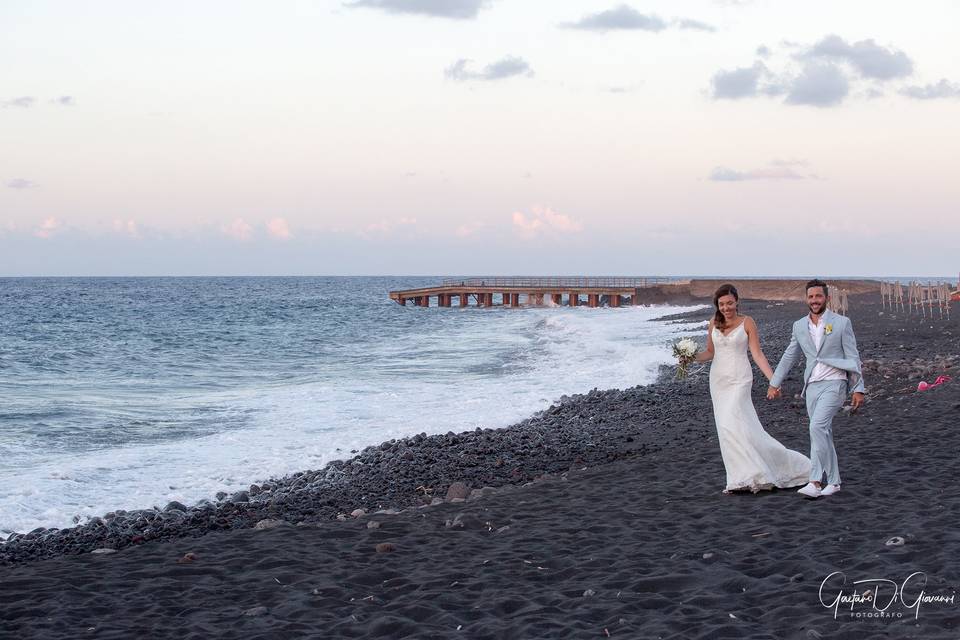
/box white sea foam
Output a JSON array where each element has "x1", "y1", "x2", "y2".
[{"x1": 0, "y1": 303, "x2": 707, "y2": 534}]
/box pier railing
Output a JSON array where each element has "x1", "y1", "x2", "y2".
[{"x1": 440, "y1": 277, "x2": 668, "y2": 288}]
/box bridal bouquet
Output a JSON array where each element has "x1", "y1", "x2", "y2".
[{"x1": 672, "y1": 337, "x2": 699, "y2": 379}]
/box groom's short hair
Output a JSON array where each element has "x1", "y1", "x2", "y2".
[{"x1": 806, "y1": 278, "x2": 829, "y2": 297}]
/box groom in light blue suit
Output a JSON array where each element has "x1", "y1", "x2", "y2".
[{"x1": 768, "y1": 279, "x2": 866, "y2": 499}]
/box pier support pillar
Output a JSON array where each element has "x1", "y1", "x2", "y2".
[
  {"x1": 630, "y1": 293, "x2": 640, "y2": 306},
  {"x1": 551, "y1": 294, "x2": 562, "y2": 306},
  {"x1": 610, "y1": 294, "x2": 620, "y2": 308},
  {"x1": 439, "y1": 294, "x2": 451, "y2": 307},
  {"x1": 510, "y1": 293, "x2": 521, "y2": 307},
  {"x1": 460, "y1": 293, "x2": 469, "y2": 307},
  {"x1": 532, "y1": 293, "x2": 544, "y2": 306},
  {"x1": 569, "y1": 292, "x2": 579, "y2": 307},
  {"x1": 588, "y1": 294, "x2": 599, "y2": 308},
  {"x1": 398, "y1": 297, "x2": 406, "y2": 306}
]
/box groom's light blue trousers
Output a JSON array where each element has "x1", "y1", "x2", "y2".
[{"x1": 804, "y1": 380, "x2": 846, "y2": 486}]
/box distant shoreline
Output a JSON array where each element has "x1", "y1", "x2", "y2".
[{"x1": 0, "y1": 274, "x2": 954, "y2": 281}]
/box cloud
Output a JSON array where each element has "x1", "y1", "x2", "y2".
[
  {"x1": 221, "y1": 218, "x2": 254, "y2": 242},
  {"x1": 6, "y1": 178, "x2": 35, "y2": 189},
  {"x1": 804, "y1": 35, "x2": 913, "y2": 81},
  {"x1": 344, "y1": 0, "x2": 489, "y2": 19},
  {"x1": 709, "y1": 161, "x2": 814, "y2": 182},
  {"x1": 34, "y1": 217, "x2": 62, "y2": 239},
  {"x1": 785, "y1": 63, "x2": 849, "y2": 107},
  {"x1": 445, "y1": 56, "x2": 533, "y2": 81},
  {"x1": 3, "y1": 96, "x2": 36, "y2": 108},
  {"x1": 562, "y1": 5, "x2": 667, "y2": 32},
  {"x1": 454, "y1": 221, "x2": 484, "y2": 237},
  {"x1": 711, "y1": 63, "x2": 766, "y2": 99},
  {"x1": 606, "y1": 84, "x2": 644, "y2": 94},
  {"x1": 709, "y1": 35, "x2": 924, "y2": 108},
  {"x1": 900, "y1": 79, "x2": 960, "y2": 100},
  {"x1": 675, "y1": 18, "x2": 716, "y2": 32},
  {"x1": 363, "y1": 217, "x2": 417, "y2": 236},
  {"x1": 770, "y1": 158, "x2": 809, "y2": 167},
  {"x1": 3, "y1": 95, "x2": 76, "y2": 109},
  {"x1": 711, "y1": 59, "x2": 849, "y2": 105},
  {"x1": 511, "y1": 206, "x2": 583, "y2": 236},
  {"x1": 266, "y1": 217, "x2": 293, "y2": 240},
  {"x1": 112, "y1": 219, "x2": 140, "y2": 238}
]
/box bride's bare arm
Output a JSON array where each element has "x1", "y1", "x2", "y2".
[
  {"x1": 695, "y1": 319, "x2": 715, "y2": 362},
  {"x1": 745, "y1": 316, "x2": 774, "y2": 380}
]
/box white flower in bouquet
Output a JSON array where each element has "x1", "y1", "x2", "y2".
[{"x1": 672, "y1": 337, "x2": 699, "y2": 379}]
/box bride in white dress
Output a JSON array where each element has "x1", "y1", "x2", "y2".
[{"x1": 693, "y1": 284, "x2": 811, "y2": 493}]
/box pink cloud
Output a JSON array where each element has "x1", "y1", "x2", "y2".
[
  {"x1": 364, "y1": 221, "x2": 391, "y2": 234},
  {"x1": 34, "y1": 217, "x2": 61, "y2": 239},
  {"x1": 267, "y1": 217, "x2": 292, "y2": 240},
  {"x1": 221, "y1": 218, "x2": 253, "y2": 242},
  {"x1": 112, "y1": 218, "x2": 140, "y2": 238},
  {"x1": 511, "y1": 205, "x2": 583, "y2": 236},
  {"x1": 455, "y1": 221, "x2": 484, "y2": 237}
]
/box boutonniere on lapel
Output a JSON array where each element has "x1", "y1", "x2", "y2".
[{"x1": 824, "y1": 324, "x2": 833, "y2": 335}]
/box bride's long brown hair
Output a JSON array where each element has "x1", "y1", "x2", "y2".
[{"x1": 713, "y1": 284, "x2": 739, "y2": 330}]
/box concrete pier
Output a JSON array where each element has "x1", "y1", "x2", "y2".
[
  {"x1": 389, "y1": 277, "x2": 665, "y2": 309},
  {"x1": 388, "y1": 277, "x2": 882, "y2": 309}
]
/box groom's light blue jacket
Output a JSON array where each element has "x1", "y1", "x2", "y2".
[{"x1": 770, "y1": 309, "x2": 866, "y2": 397}]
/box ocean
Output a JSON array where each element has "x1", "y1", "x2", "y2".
[{"x1": 0, "y1": 277, "x2": 705, "y2": 535}]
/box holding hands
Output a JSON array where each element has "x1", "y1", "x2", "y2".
[
  {"x1": 851, "y1": 391, "x2": 865, "y2": 410},
  {"x1": 765, "y1": 386, "x2": 863, "y2": 408}
]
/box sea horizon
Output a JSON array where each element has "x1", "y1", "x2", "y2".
[{"x1": 2, "y1": 274, "x2": 956, "y2": 280}]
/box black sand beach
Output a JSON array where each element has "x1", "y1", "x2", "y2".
[{"x1": 1, "y1": 296, "x2": 958, "y2": 639}]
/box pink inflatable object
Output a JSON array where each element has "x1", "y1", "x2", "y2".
[{"x1": 917, "y1": 375, "x2": 951, "y2": 391}]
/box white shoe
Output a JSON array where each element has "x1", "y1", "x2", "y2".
[
  {"x1": 797, "y1": 483, "x2": 821, "y2": 498},
  {"x1": 819, "y1": 484, "x2": 841, "y2": 496}
]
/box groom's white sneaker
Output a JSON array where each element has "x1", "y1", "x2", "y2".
[
  {"x1": 797, "y1": 482, "x2": 821, "y2": 498},
  {"x1": 819, "y1": 484, "x2": 841, "y2": 496}
]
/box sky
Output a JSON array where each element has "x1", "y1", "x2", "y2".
[{"x1": 1, "y1": 0, "x2": 958, "y2": 277}]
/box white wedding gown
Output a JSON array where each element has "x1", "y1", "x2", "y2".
[{"x1": 709, "y1": 323, "x2": 811, "y2": 492}]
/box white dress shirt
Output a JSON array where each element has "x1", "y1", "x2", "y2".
[{"x1": 807, "y1": 316, "x2": 847, "y2": 383}]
